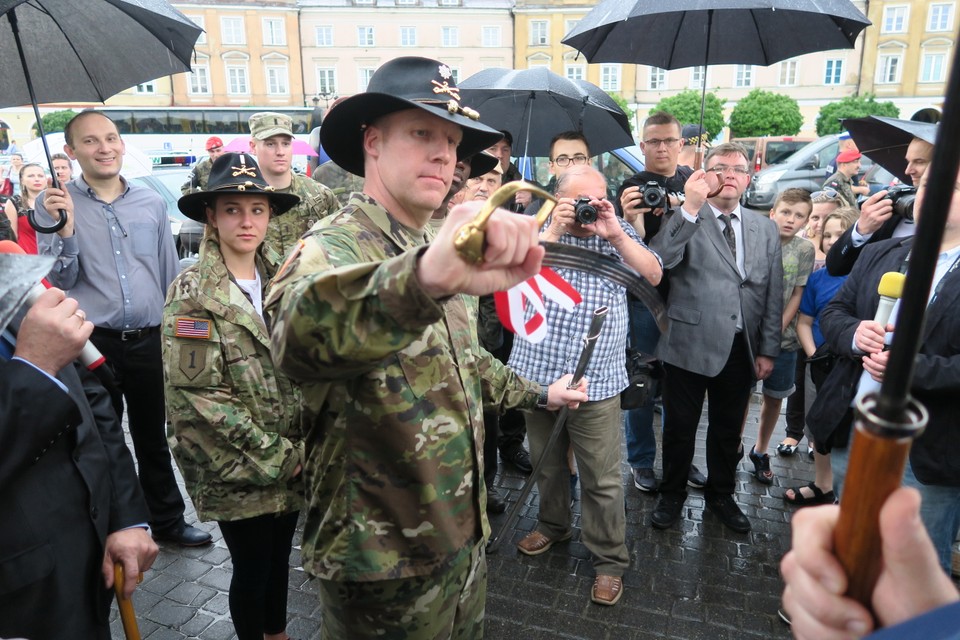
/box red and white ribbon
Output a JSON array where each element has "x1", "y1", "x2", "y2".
[{"x1": 494, "y1": 267, "x2": 581, "y2": 343}]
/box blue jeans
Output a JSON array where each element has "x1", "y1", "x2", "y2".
[
  {"x1": 832, "y1": 444, "x2": 960, "y2": 574},
  {"x1": 624, "y1": 299, "x2": 660, "y2": 469}
]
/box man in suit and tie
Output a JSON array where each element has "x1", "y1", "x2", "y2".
[
  {"x1": 0, "y1": 285, "x2": 158, "y2": 640},
  {"x1": 648, "y1": 142, "x2": 783, "y2": 533}
]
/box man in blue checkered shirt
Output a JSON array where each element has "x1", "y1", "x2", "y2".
[{"x1": 509, "y1": 165, "x2": 662, "y2": 607}]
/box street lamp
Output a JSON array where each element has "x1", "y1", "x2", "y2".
[{"x1": 316, "y1": 91, "x2": 338, "y2": 110}]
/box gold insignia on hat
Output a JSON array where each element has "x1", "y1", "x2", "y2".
[
  {"x1": 231, "y1": 155, "x2": 257, "y2": 178},
  {"x1": 432, "y1": 79, "x2": 461, "y2": 102},
  {"x1": 446, "y1": 100, "x2": 481, "y2": 121}
]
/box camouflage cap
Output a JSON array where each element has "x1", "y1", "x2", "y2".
[{"x1": 249, "y1": 112, "x2": 294, "y2": 140}]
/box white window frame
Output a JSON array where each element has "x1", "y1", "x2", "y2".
[
  {"x1": 600, "y1": 64, "x2": 621, "y2": 91},
  {"x1": 824, "y1": 58, "x2": 844, "y2": 85},
  {"x1": 920, "y1": 52, "x2": 947, "y2": 82},
  {"x1": 648, "y1": 66, "x2": 666, "y2": 90},
  {"x1": 400, "y1": 26, "x2": 417, "y2": 47},
  {"x1": 928, "y1": 3, "x2": 955, "y2": 31},
  {"x1": 187, "y1": 15, "x2": 206, "y2": 44},
  {"x1": 530, "y1": 20, "x2": 549, "y2": 46},
  {"x1": 689, "y1": 66, "x2": 706, "y2": 89},
  {"x1": 778, "y1": 60, "x2": 798, "y2": 86},
  {"x1": 357, "y1": 26, "x2": 375, "y2": 47},
  {"x1": 262, "y1": 17, "x2": 285, "y2": 46},
  {"x1": 135, "y1": 82, "x2": 156, "y2": 94},
  {"x1": 481, "y1": 26, "x2": 501, "y2": 48},
  {"x1": 734, "y1": 64, "x2": 754, "y2": 88},
  {"x1": 877, "y1": 54, "x2": 903, "y2": 84},
  {"x1": 565, "y1": 64, "x2": 585, "y2": 81},
  {"x1": 315, "y1": 25, "x2": 333, "y2": 47},
  {"x1": 882, "y1": 5, "x2": 909, "y2": 33},
  {"x1": 226, "y1": 64, "x2": 249, "y2": 95},
  {"x1": 221, "y1": 16, "x2": 245, "y2": 45},
  {"x1": 188, "y1": 64, "x2": 210, "y2": 95},
  {"x1": 265, "y1": 64, "x2": 289, "y2": 95},
  {"x1": 316, "y1": 67, "x2": 337, "y2": 95},
  {"x1": 359, "y1": 67, "x2": 376, "y2": 91},
  {"x1": 441, "y1": 26, "x2": 459, "y2": 47}
]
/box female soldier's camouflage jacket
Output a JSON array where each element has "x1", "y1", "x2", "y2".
[{"x1": 162, "y1": 235, "x2": 303, "y2": 522}]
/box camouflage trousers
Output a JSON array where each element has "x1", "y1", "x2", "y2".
[{"x1": 317, "y1": 540, "x2": 486, "y2": 640}]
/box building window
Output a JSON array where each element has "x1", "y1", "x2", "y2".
[
  {"x1": 824, "y1": 58, "x2": 844, "y2": 85},
  {"x1": 600, "y1": 64, "x2": 621, "y2": 91},
  {"x1": 449, "y1": 68, "x2": 460, "y2": 83},
  {"x1": 357, "y1": 26, "x2": 374, "y2": 47},
  {"x1": 266, "y1": 65, "x2": 289, "y2": 95},
  {"x1": 689, "y1": 66, "x2": 705, "y2": 89},
  {"x1": 734, "y1": 64, "x2": 753, "y2": 88},
  {"x1": 928, "y1": 3, "x2": 954, "y2": 31},
  {"x1": 438, "y1": 0, "x2": 460, "y2": 5},
  {"x1": 564, "y1": 19, "x2": 578, "y2": 37},
  {"x1": 359, "y1": 68, "x2": 376, "y2": 91},
  {"x1": 187, "y1": 15, "x2": 206, "y2": 44},
  {"x1": 921, "y1": 52, "x2": 947, "y2": 82},
  {"x1": 400, "y1": 26, "x2": 417, "y2": 47},
  {"x1": 441, "y1": 26, "x2": 459, "y2": 47},
  {"x1": 565, "y1": 64, "x2": 584, "y2": 81},
  {"x1": 530, "y1": 20, "x2": 548, "y2": 46},
  {"x1": 648, "y1": 66, "x2": 665, "y2": 90},
  {"x1": 221, "y1": 16, "x2": 245, "y2": 45},
  {"x1": 226, "y1": 65, "x2": 249, "y2": 95},
  {"x1": 315, "y1": 25, "x2": 333, "y2": 46},
  {"x1": 481, "y1": 26, "x2": 501, "y2": 47},
  {"x1": 135, "y1": 82, "x2": 156, "y2": 94},
  {"x1": 316, "y1": 67, "x2": 337, "y2": 95},
  {"x1": 877, "y1": 54, "x2": 902, "y2": 83},
  {"x1": 188, "y1": 65, "x2": 210, "y2": 95},
  {"x1": 262, "y1": 18, "x2": 285, "y2": 46},
  {"x1": 778, "y1": 60, "x2": 798, "y2": 86},
  {"x1": 882, "y1": 5, "x2": 909, "y2": 33}
]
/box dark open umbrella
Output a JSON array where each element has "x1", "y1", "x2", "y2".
[
  {"x1": 562, "y1": 0, "x2": 871, "y2": 166},
  {"x1": 841, "y1": 115, "x2": 938, "y2": 184},
  {"x1": 458, "y1": 67, "x2": 633, "y2": 158},
  {"x1": 0, "y1": 0, "x2": 202, "y2": 231}
]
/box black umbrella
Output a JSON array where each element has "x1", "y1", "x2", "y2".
[
  {"x1": 458, "y1": 67, "x2": 633, "y2": 158},
  {"x1": 0, "y1": 0, "x2": 202, "y2": 231},
  {"x1": 562, "y1": 0, "x2": 871, "y2": 166},
  {"x1": 841, "y1": 115, "x2": 938, "y2": 184}
]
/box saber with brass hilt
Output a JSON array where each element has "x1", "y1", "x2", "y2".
[{"x1": 486, "y1": 305, "x2": 608, "y2": 554}]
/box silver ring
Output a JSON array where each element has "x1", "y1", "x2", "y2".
[{"x1": 74, "y1": 310, "x2": 86, "y2": 321}]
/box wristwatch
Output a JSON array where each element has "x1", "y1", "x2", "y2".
[{"x1": 536, "y1": 385, "x2": 549, "y2": 409}]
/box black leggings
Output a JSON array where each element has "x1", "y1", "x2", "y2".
[{"x1": 217, "y1": 511, "x2": 299, "y2": 640}]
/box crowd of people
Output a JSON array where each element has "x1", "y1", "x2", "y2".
[{"x1": 1, "y1": 53, "x2": 958, "y2": 640}]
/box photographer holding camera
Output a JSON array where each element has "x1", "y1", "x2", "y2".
[
  {"x1": 826, "y1": 127, "x2": 936, "y2": 277},
  {"x1": 511, "y1": 166, "x2": 661, "y2": 607}
]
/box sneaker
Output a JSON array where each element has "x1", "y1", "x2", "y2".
[
  {"x1": 651, "y1": 494, "x2": 684, "y2": 529},
  {"x1": 501, "y1": 446, "x2": 533, "y2": 474},
  {"x1": 687, "y1": 464, "x2": 706, "y2": 489},
  {"x1": 632, "y1": 468, "x2": 658, "y2": 492},
  {"x1": 748, "y1": 446, "x2": 774, "y2": 485},
  {"x1": 704, "y1": 494, "x2": 751, "y2": 533}
]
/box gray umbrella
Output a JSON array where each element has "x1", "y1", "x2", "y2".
[
  {"x1": 0, "y1": 0, "x2": 201, "y2": 231},
  {"x1": 459, "y1": 67, "x2": 634, "y2": 158},
  {"x1": 841, "y1": 116, "x2": 938, "y2": 184},
  {"x1": 562, "y1": 0, "x2": 871, "y2": 166},
  {"x1": 0, "y1": 252, "x2": 54, "y2": 337}
]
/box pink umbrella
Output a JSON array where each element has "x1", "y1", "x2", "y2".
[{"x1": 222, "y1": 136, "x2": 318, "y2": 156}]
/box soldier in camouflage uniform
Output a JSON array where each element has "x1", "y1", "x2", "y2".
[
  {"x1": 247, "y1": 112, "x2": 339, "y2": 268},
  {"x1": 265, "y1": 57, "x2": 589, "y2": 640},
  {"x1": 179, "y1": 135, "x2": 225, "y2": 195},
  {"x1": 162, "y1": 152, "x2": 304, "y2": 640}
]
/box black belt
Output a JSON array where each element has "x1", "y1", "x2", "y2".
[{"x1": 92, "y1": 326, "x2": 159, "y2": 342}]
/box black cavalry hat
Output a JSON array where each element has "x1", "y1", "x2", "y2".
[
  {"x1": 320, "y1": 56, "x2": 503, "y2": 177},
  {"x1": 177, "y1": 152, "x2": 301, "y2": 222}
]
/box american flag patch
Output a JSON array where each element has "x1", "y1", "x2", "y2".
[{"x1": 175, "y1": 318, "x2": 211, "y2": 339}]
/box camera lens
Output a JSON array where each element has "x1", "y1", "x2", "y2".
[
  {"x1": 640, "y1": 181, "x2": 666, "y2": 210},
  {"x1": 573, "y1": 198, "x2": 598, "y2": 225}
]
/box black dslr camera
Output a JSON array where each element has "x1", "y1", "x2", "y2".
[
  {"x1": 572, "y1": 197, "x2": 598, "y2": 225},
  {"x1": 639, "y1": 180, "x2": 667, "y2": 210},
  {"x1": 881, "y1": 185, "x2": 917, "y2": 221}
]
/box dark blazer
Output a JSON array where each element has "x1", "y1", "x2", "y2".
[
  {"x1": 807, "y1": 237, "x2": 960, "y2": 486},
  {"x1": 824, "y1": 214, "x2": 903, "y2": 276},
  {"x1": 0, "y1": 359, "x2": 149, "y2": 640},
  {"x1": 650, "y1": 203, "x2": 783, "y2": 378}
]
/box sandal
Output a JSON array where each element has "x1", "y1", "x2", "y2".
[
  {"x1": 776, "y1": 439, "x2": 800, "y2": 456},
  {"x1": 784, "y1": 482, "x2": 835, "y2": 507},
  {"x1": 591, "y1": 575, "x2": 624, "y2": 606},
  {"x1": 748, "y1": 446, "x2": 774, "y2": 485}
]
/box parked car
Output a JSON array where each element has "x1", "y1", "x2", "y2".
[
  {"x1": 731, "y1": 136, "x2": 815, "y2": 176},
  {"x1": 743, "y1": 134, "x2": 877, "y2": 209},
  {"x1": 130, "y1": 168, "x2": 203, "y2": 262}
]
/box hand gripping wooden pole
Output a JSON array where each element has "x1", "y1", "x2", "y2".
[{"x1": 114, "y1": 564, "x2": 142, "y2": 640}]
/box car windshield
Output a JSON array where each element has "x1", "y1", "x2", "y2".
[{"x1": 765, "y1": 141, "x2": 809, "y2": 166}]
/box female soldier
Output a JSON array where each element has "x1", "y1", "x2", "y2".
[{"x1": 162, "y1": 152, "x2": 303, "y2": 640}]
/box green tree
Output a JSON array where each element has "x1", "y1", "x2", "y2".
[
  {"x1": 650, "y1": 90, "x2": 726, "y2": 139},
  {"x1": 815, "y1": 95, "x2": 899, "y2": 136},
  {"x1": 728, "y1": 89, "x2": 803, "y2": 138},
  {"x1": 31, "y1": 109, "x2": 77, "y2": 136},
  {"x1": 607, "y1": 92, "x2": 636, "y2": 134}
]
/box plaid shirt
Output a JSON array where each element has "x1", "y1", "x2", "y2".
[{"x1": 508, "y1": 219, "x2": 654, "y2": 401}]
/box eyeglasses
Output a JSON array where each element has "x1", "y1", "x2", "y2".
[
  {"x1": 810, "y1": 188, "x2": 839, "y2": 201},
  {"x1": 709, "y1": 164, "x2": 750, "y2": 176},
  {"x1": 552, "y1": 154, "x2": 589, "y2": 167},
  {"x1": 643, "y1": 138, "x2": 681, "y2": 148}
]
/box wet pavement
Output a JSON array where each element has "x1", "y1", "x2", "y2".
[{"x1": 112, "y1": 397, "x2": 806, "y2": 639}]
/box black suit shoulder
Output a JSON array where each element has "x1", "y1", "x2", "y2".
[{"x1": 825, "y1": 215, "x2": 904, "y2": 276}]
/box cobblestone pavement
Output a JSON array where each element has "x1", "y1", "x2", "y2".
[{"x1": 112, "y1": 399, "x2": 809, "y2": 639}]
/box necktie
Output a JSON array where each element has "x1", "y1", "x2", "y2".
[{"x1": 720, "y1": 214, "x2": 737, "y2": 261}]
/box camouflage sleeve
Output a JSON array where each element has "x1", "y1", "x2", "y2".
[
  {"x1": 163, "y1": 276, "x2": 303, "y2": 486},
  {"x1": 475, "y1": 346, "x2": 541, "y2": 414},
  {"x1": 267, "y1": 231, "x2": 446, "y2": 383}
]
